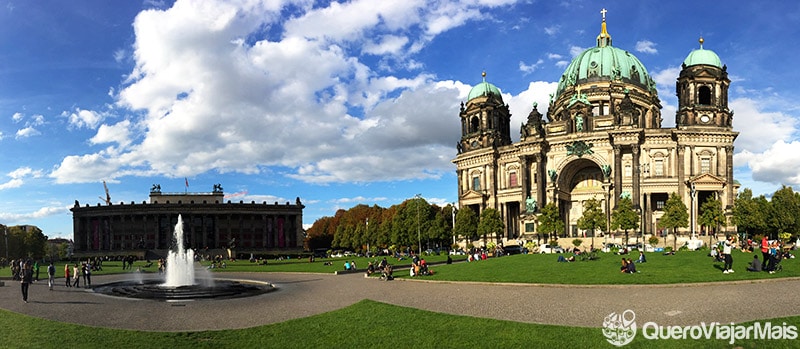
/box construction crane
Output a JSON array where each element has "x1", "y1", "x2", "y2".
[{"x1": 99, "y1": 180, "x2": 111, "y2": 205}]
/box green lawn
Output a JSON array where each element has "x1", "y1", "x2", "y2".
[
  {"x1": 3, "y1": 250, "x2": 798, "y2": 348},
  {"x1": 1, "y1": 299, "x2": 797, "y2": 349},
  {"x1": 40, "y1": 249, "x2": 793, "y2": 285},
  {"x1": 402, "y1": 249, "x2": 800, "y2": 284}
]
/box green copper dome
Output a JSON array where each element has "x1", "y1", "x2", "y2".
[
  {"x1": 555, "y1": 16, "x2": 656, "y2": 97},
  {"x1": 683, "y1": 38, "x2": 722, "y2": 68},
  {"x1": 467, "y1": 72, "x2": 503, "y2": 102}
]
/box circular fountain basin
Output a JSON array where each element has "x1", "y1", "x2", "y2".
[{"x1": 92, "y1": 278, "x2": 276, "y2": 301}]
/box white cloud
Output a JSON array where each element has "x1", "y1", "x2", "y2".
[
  {"x1": 544, "y1": 25, "x2": 559, "y2": 36},
  {"x1": 0, "y1": 167, "x2": 43, "y2": 190},
  {"x1": 66, "y1": 108, "x2": 105, "y2": 129},
  {"x1": 12, "y1": 112, "x2": 23, "y2": 122},
  {"x1": 506, "y1": 81, "x2": 558, "y2": 141},
  {"x1": 90, "y1": 120, "x2": 133, "y2": 148},
  {"x1": 52, "y1": 0, "x2": 523, "y2": 185},
  {"x1": 333, "y1": 196, "x2": 389, "y2": 204},
  {"x1": 9, "y1": 167, "x2": 43, "y2": 179},
  {"x1": 363, "y1": 35, "x2": 409, "y2": 55},
  {"x1": 113, "y1": 48, "x2": 126, "y2": 63},
  {"x1": 731, "y1": 98, "x2": 798, "y2": 154},
  {"x1": 16, "y1": 126, "x2": 40, "y2": 138},
  {"x1": 635, "y1": 40, "x2": 658, "y2": 54},
  {"x1": 0, "y1": 205, "x2": 70, "y2": 223},
  {"x1": 519, "y1": 59, "x2": 544, "y2": 74},
  {"x1": 569, "y1": 45, "x2": 585, "y2": 57}
]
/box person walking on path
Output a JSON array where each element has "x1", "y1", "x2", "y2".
[
  {"x1": 72, "y1": 263, "x2": 80, "y2": 288},
  {"x1": 761, "y1": 235, "x2": 770, "y2": 270},
  {"x1": 47, "y1": 262, "x2": 56, "y2": 290},
  {"x1": 722, "y1": 236, "x2": 735, "y2": 274},
  {"x1": 20, "y1": 261, "x2": 33, "y2": 303},
  {"x1": 33, "y1": 260, "x2": 40, "y2": 282},
  {"x1": 64, "y1": 263, "x2": 71, "y2": 287}
]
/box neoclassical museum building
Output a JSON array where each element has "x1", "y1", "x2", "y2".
[
  {"x1": 453, "y1": 13, "x2": 738, "y2": 242},
  {"x1": 71, "y1": 184, "x2": 305, "y2": 254}
]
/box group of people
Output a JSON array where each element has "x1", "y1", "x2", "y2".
[
  {"x1": 745, "y1": 236, "x2": 793, "y2": 273},
  {"x1": 343, "y1": 260, "x2": 357, "y2": 271},
  {"x1": 410, "y1": 254, "x2": 431, "y2": 276},
  {"x1": 619, "y1": 258, "x2": 638, "y2": 273}
]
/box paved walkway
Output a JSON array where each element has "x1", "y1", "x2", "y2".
[{"x1": 1, "y1": 272, "x2": 800, "y2": 332}]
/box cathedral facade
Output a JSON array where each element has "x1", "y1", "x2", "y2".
[{"x1": 453, "y1": 13, "x2": 738, "y2": 244}]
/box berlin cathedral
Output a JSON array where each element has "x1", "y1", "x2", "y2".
[{"x1": 453, "y1": 11, "x2": 738, "y2": 243}]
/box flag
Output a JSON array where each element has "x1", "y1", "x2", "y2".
[{"x1": 185, "y1": 177, "x2": 189, "y2": 188}]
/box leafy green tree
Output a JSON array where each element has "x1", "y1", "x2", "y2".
[
  {"x1": 611, "y1": 196, "x2": 639, "y2": 245},
  {"x1": 538, "y1": 203, "x2": 564, "y2": 243},
  {"x1": 732, "y1": 188, "x2": 768, "y2": 239},
  {"x1": 698, "y1": 197, "x2": 727, "y2": 247},
  {"x1": 658, "y1": 192, "x2": 688, "y2": 250},
  {"x1": 454, "y1": 207, "x2": 478, "y2": 244},
  {"x1": 477, "y1": 208, "x2": 505, "y2": 243},
  {"x1": 576, "y1": 198, "x2": 606, "y2": 249},
  {"x1": 6, "y1": 225, "x2": 47, "y2": 259},
  {"x1": 767, "y1": 185, "x2": 800, "y2": 238}
]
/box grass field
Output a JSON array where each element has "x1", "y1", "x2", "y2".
[
  {"x1": 2, "y1": 249, "x2": 798, "y2": 348},
  {"x1": 2, "y1": 299, "x2": 798, "y2": 349}
]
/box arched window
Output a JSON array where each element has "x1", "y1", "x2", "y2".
[
  {"x1": 698, "y1": 86, "x2": 711, "y2": 105},
  {"x1": 469, "y1": 116, "x2": 480, "y2": 133}
]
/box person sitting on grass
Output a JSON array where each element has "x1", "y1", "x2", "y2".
[
  {"x1": 747, "y1": 255, "x2": 762, "y2": 272},
  {"x1": 625, "y1": 258, "x2": 637, "y2": 273},
  {"x1": 636, "y1": 251, "x2": 647, "y2": 263},
  {"x1": 344, "y1": 261, "x2": 351, "y2": 271},
  {"x1": 557, "y1": 254, "x2": 575, "y2": 262},
  {"x1": 620, "y1": 258, "x2": 628, "y2": 272},
  {"x1": 365, "y1": 262, "x2": 375, "y2": 276},
  {"x1": 709, "y1": 246, "x2": 720, "y2": 261}
]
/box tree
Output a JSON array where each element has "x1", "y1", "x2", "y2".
[
  {"x1": 611, "y1": 196, "x2": 639, "y2": 245},
  {"x1": 390, "y1": 197, "x2": 431, "y2": 251},
  {"x1": 576, "y1": 198, "x2": 606, "y2": 249},
  {"x1": 477, "y1": 208, "x2": 505, "y2": 243},
  {"x1": 698, "y1": 196, "x2": 727, "y2": 247},
  {"x1": 767, "y1": 186, "x2": 800, "y2": 238},
  {"x1": 454, "y1": 207, "x2": 478, "y2": 246},
  {"x1": 658, "y1": 192, "x2": 689, "y2": 250},
  {"x1": 538, "y1": 203, "x2": 564, "y2": 243},
  {"x1": 732, "y1": 188, "x2": 767, "y2": 239}
]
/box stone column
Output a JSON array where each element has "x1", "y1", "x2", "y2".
[
  {"x1": 520, "y1": 155, "x2": 529, "y2": 206},
  {"x1": 536, "y1": 153, "x2": 546, "y2": 208},
  {"x1": 677, "y1": 146, "x2": 686, "y2": 201},
  {"x1": 613, "y1": 145, "x2": 622, "y2": 204},
  {"x1": 632, "y1": 146, "x2": 640, "y2": 209},
  {"x1": 726, "y1": 146, "x2": 735, "y2": 208}
]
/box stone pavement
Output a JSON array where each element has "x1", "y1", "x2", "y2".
[{"x1": 1, "y1": 272, "x2": 800, "y2": 332}]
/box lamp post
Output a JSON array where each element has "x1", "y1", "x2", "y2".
[
  {"x1": 690, "y1": 182, "x2": 696, "y2": 239},
  {"x1": 4, "y1": 225, "x2": 7, "y2": 260},
  {"x1": 451, "y1": 202, "x2": 457, "y2": 247},
  {"x1": 415, "y1": 194, "x2": 422, "y2": 254}
]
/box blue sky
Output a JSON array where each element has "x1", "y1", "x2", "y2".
[{"x1": 1, "y1": 0, "x2": 799, "y2": 239}]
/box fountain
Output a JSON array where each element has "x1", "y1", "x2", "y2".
[
  {"x1": 93, "y1": 214, "x2": 275, "y2": 301},
  {"x1": 163, "y1": 215, "x2": 195, "y2": 287}
]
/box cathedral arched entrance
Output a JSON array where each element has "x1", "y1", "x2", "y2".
[{"x1": 554, "y1": 158, "x2": 607, "y2": 242}]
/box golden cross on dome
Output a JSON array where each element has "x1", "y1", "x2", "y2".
[{"x1": 600, "y1": 8, "x2": 607, "y2": 20}]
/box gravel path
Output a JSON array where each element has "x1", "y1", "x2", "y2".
[{"x1": 1, "y1": 273, "x2": 799, "y2": 332}]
